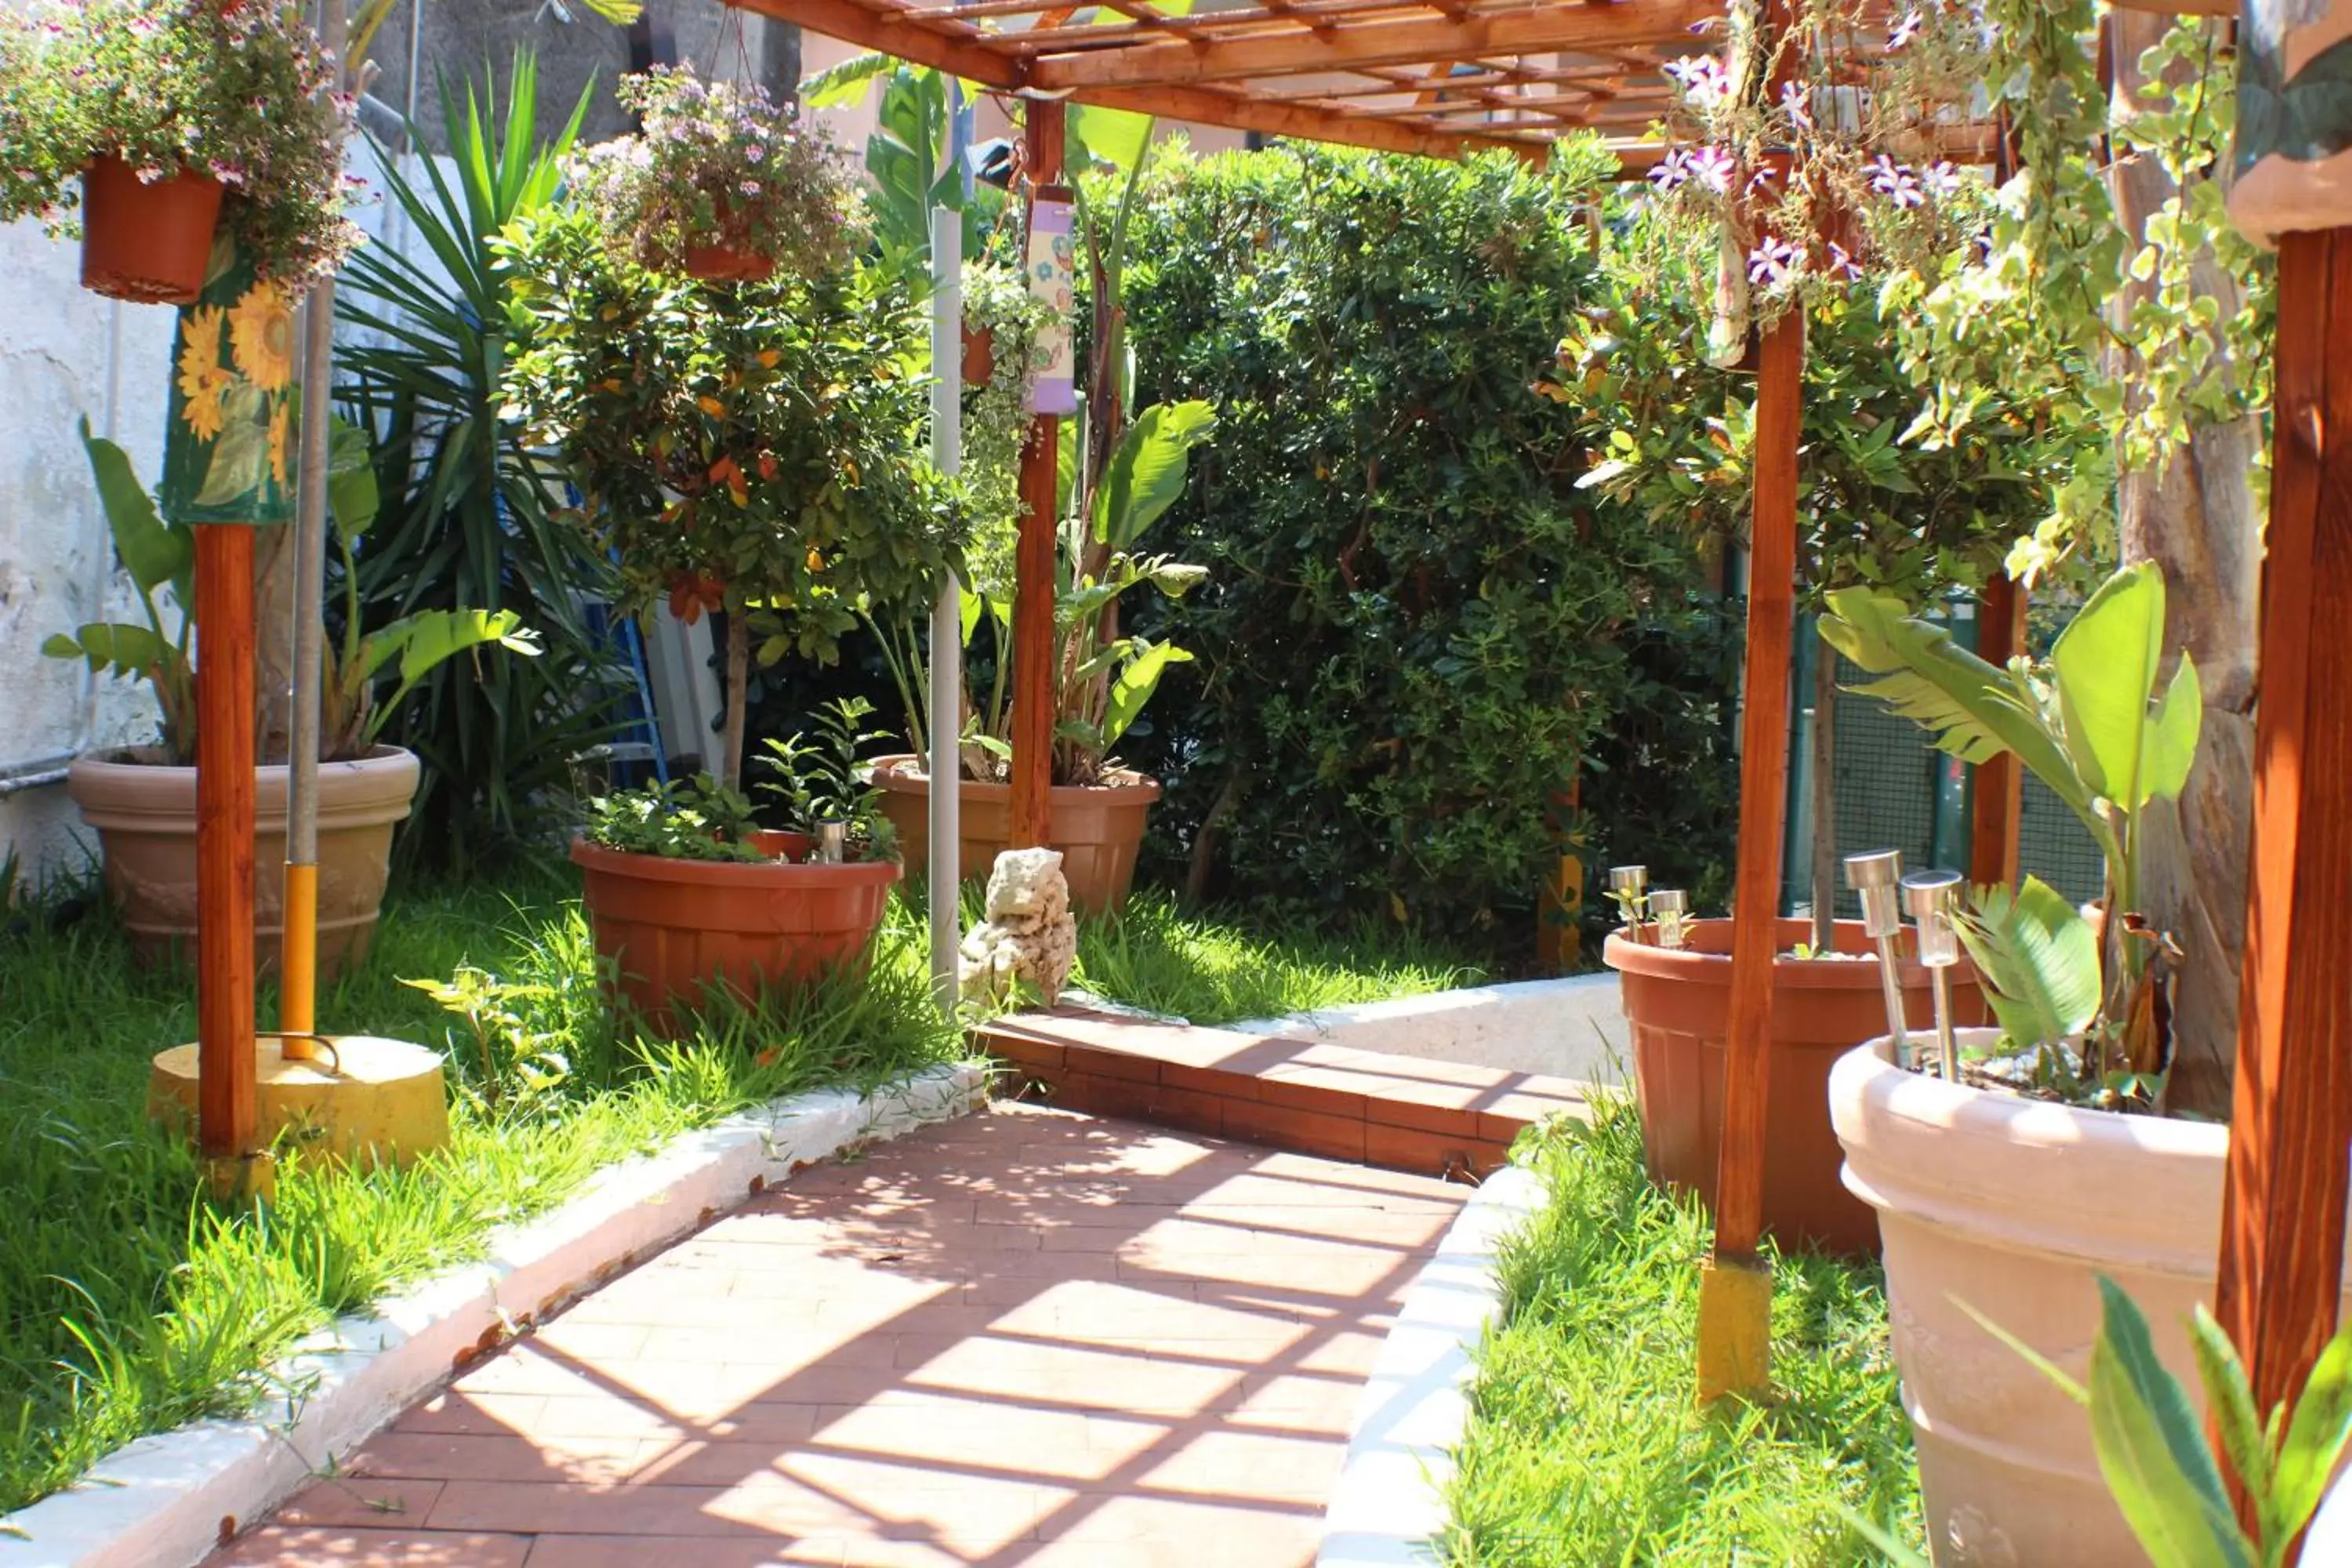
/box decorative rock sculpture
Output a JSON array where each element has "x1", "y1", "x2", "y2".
[{"x1": 959, "y1": 848, "x2": 1076, "y2": 1008}]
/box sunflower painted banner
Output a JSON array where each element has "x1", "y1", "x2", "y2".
[{"x1": 162, "y1": 239, "x2": 296, "y2": 527}]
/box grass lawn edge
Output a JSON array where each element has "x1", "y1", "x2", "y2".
[{"x1": 0, "y1": 1060, "x2": 989, "y2": 1568}]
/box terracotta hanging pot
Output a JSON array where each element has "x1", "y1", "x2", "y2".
[
  {"x1": 866, "y1": 754, "x2": 1159, "y2": 916},
  {"x1": 961, "y1": 322, "x2": 995, "y2": 387},
  {"x1": 79, "y1": 156, "x2": 223, "y2": 305},
  {"x1": 1604, "y1": 915, "x2": 1988, "y2": 1255},
  {"x1": 683, "y1": 241, "x2": 775, "y2": 283}
]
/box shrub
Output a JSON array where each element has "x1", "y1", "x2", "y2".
[{"x1": 1116, "y1": 143, "x2": 1719, "y2": 948}]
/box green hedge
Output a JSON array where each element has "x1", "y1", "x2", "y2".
[{"x1": 1116, "y1": 146, "x2": 1731, "y2": 951}]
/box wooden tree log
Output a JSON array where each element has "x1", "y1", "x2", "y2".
[{"x1": 1008, "y1": 101, "x2": 1065, "y2": 849}]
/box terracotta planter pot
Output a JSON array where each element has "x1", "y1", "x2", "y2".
[
  {"x1": 1604, "y1": 916, "x2": 1987, "y2": 1254},
  {"x1": 866, "y1": 755, "x2": 1159, "y2": 915},
  {"x1": 962, "y1": 322, "x2": 995, "y2": 387},
  {"x1": 80, "y1": 157, "x2": 223, "y2": 305},
  {"x1": 1831, "y1": 1035, "x2": 2352, "y2": 1564},
  {"x1": 65, "y1": 746, "x2": 419, "y2": 975},
  {"x1": 684, "y1": 241, "x2": 775, "y2": 282},
  {"x1": 570, "y1": 836, "x2": 898, "y2": 1029}
]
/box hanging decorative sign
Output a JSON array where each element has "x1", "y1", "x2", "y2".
[
  {"x1": 1025, "y1": 188, "x2": 1077, "y2": 416},
  {"x1": 162, "y1": 237, "x2": 296, "y2": 527},
  {"x1": 2233, "y1": 0, "x2": 2352, "y2": 244}
]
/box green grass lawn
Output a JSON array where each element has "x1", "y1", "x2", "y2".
[
  {"x1": 1443, "y1": 1101, "x2": 1923, "y2": 1566},
  {"x1": 1072, "y1": 892, "x2": 1488, "y2": 1025},
  {"x1": 0, "y1": 871, "x2": 1479, "y2": 1516}
]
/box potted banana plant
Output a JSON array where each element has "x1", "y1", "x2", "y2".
[
  {"x1": 50, "y1": 418, "x2": 536, "y2": 972},
  {"x1": 1817, "y1": 561, "x2": 2350, "y2": 1563}
]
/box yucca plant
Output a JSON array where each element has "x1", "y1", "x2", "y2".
[
  {"x1": 336, "y1": 51, "x2": 628, "y2": 873},
  {"x1": 1820, "y1": 561, "x2": 2202, "y2": 1100}
]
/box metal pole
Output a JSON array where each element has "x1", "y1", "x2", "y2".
[
  {"x1": 283, "y1": 0, "x2": 347, "y2": 1049},
  {"x1": 926, "y1": 192, "x2": 964, "y2": 1011}
]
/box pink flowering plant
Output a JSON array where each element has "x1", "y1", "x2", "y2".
[
  {"x1": 0, "y1": 0, "x2": 359, "y2": 286},
  {"x1": 1635, "y1": 0, "x2": 1997, "y2": 321},
  {"x1": 568, "y1": 67, "x2": 855, "y2": 278}
]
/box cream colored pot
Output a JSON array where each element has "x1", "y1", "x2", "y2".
[
  {"x1": 66, "y1": 745, "x2": 419, "y2": 975},
  {"x1": 1830, "y1": 1032, "x2": 2352, "y2": 1566}
]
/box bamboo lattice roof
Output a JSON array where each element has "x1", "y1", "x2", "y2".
[{"x1": 734, "y1": 0, "x2": 1752, "y2": 163}]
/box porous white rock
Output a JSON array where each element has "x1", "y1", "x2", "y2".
[{"x1": 960, "y1": 847, "x2": 1076, "y2": 1006}]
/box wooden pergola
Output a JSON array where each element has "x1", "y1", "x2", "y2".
[{"x1": 716, "y1": 0, "x2": 2349, "y2": 1465}]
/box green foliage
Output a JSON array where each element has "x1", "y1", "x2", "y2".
[
  {"x1": 1114, "y1": 143, "x2": 1719, "y2": 941},
  {"x1": 41, "y1": 421, "x2": 196, "y2": 764},
  {"x1": 1443, "y1": 1100, "x2": 1922, "y2": 1563},
  {"x1": 581, "y1": 775, "x2": 764, "y2": 862},
  {"x1": 336, "y1": 55, "x2": 632, "y2": 873},
  {"x1": 757, "y1": 695, "x2": 896, "y2": 858},
  {"x1": 0, "y1": 875, "x2": 964, "y2": 1515},
  {"x1": 497, "y1": 203, "x2": 965, "y2": 719},
  {"x1": 1824, "y1": 562, "x2": 2205, "y2": 1092},
  {"x1": 1954, "y1": 877, "x2": 2103, "y2": 1051}
]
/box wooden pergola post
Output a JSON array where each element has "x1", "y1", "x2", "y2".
[
  {"x1": 1697, "y1": 299, "x2": 1804, "y2": 1404},
  {"x1": 1967, "y1": 572, "x2": 2027, "y2": 887},
  {"x1": 2213, "y1": 227, "x2": 2352, "y2": 1477},
  {"x1": 193, "y1": 524, "x2": 260, "y2": 1188},
  {"x1": 1009, "y1": 99, "x2": 1066, "y2": 850}
]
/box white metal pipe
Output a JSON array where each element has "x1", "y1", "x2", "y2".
[{"x1": 927, "y1": 202, "x2": 964, "y2": 1013}]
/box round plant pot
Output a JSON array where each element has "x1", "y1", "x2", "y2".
[
  {"x1": 65, "y1": 746, "x2": 419, "y2": 975},
  {"x1": 961, "y1": 322, "x2": 995, "y2": 387},
  {"x1": 569, "y1": 836, "x2": 898, "y2": 1030},
  {"x1": 866, "y1": 755, "x2": 1159, "y2": 916},
  {"x1": 80, "y1": 157, "x2": 223, "y2": 305},
  {"x1": 1831, "y1": 1033, "x2": 2352, "y2": 1566},
  {"x1": 1603, "y1": 916, "x2": 1987, "y2": 1254},
  {"x1": 684, "y1": 241, "x2": 775, "y2": 283}
]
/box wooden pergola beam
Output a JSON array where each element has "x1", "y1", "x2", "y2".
[
  {"x1": 731, "y1": 0, "x2": 1025, "y2": 86},
  {"x1": 1077, "y1": 78, "x2": 1555, "y2": 154},
  {"x1": 1025, "y1": 1, "x2": 1715, "y2": 89}
]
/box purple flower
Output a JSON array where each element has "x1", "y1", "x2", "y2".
[
  {"x1": 1780, "y1": 81, "x2": 1813, "y2": 130},
  {"x1": 1748, "y1": 237, "x2": 1799, "y2": 287},
  {"x1": 1648, "y1": 150, "x2": 1690, "y2": 192},
  {"x1": 1663, "y1": 54, "x2": 1730, "y2": 109},
  {"x1": 1868, "y1": 154, "x2": 1923, "y2": 208},
  {"x1": 1827, "y1": 241, "x2": 1862, "y2": 281},
  {"x1": 739, "y1": 179, "x2": 761, "y2": 197},
  {"x1": 1923, "y1": 160, "x2": 1962, "y2": 198},
  {"x1": 1887, "y1": 11, "x2": 1923, "y2": 49},
  {"x1": 1748, "y1": 163, "x2": 1777, "y2": 194},
  {"x1": 1687, "y1": 145, "x2": 1736, "y2": 194}
]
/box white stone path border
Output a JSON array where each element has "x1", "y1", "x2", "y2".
[
  {"x1": 1318, "y1": 1163, "x2": 1547, "y2": 1567},
  {"x1": 0, "y1": 1061, "x2": 989, "y2": 1568}
]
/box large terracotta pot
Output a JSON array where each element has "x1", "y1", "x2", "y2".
[
  {"x1": 1604, "y1": 916, "x2": 1986, "y2": 1254},
  {"x1": 66, "y1": 746, "x2": 418, "y2": 975},
  {"x1": 1832, "y1": 1034, "x2": 2352, "y2": 1565},
  {"x1": 570, "y1": 835, "x2": 898, "y2": 1029},
  {"x1": 866, "y1": 754, "x2": 1159, "y2": 915},
  {"x1": 80, "y1": 157, "x2": 223, "y2": 305}
]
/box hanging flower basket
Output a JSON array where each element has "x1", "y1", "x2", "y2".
[
  {"x1": 79, "y1": 156, "x2": 223, "y2": 304},
  {"x1": 683, "y1": 240, "x2": 776, "y2": 283}
]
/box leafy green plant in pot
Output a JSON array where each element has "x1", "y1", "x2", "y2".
[
  {"x1": 0, "y1": 0, "x2": 359, "y2": 304},
  {"x1": 499, "y1": 192, "x2": 964, "y2": 1023},
  {"x1": 46, "y1": 419, "x2": 535, "y2": 972},
  {"x1": 1817, "y1": 561, "x2": 2332, "y2": 1561},
  {"x1": 866, "y1": 398, "x2": 1216, "y2": 915}
]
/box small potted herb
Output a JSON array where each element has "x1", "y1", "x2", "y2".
[
  {"x1": 568, "y1": 65, "x2": 852, "y2": 284},
  {"x1": 500, "y1": 197, "x2": 963, "y2": 1020},
  {"x1": 0, "y1": 0, "x2": 359, "y2": 303}
]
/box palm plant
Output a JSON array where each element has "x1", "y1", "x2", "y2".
[
  {"x1": 336, "y1": 52, "x2": 627, "y2": 873},
  {"x1": 1821, "y1": 561, "x2": 2202, "y2": 1098}
]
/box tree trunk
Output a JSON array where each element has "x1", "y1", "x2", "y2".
[
  {"x1": 252, "y1": 521, "x2": 295, "y2": 765},
  {"x1": 1809, "y1": 633, "x2": 1838, "y2": 953},
  {"x1": 2106, "y1": 12, "x2": 2262, "y2": 1118},
  {"x1": 722, "y1": 612, "x2": 750, "y2": 794}
]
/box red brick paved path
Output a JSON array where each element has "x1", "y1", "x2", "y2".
[{"x1": 210, "y1": 1105, "x2": 1468, "y2": 1566}]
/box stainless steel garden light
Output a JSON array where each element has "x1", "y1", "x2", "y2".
[
  {"x1": 1650, "y1": 888, "x2": 1690, "y2": 949},
  {"x1": 1607, "y1": 864, "x2": 1650, "y2": 942},
  {"x1": 1903, "y1": 869, "x2": 1965, "y2": 1083},
  {"x1": 1845, "y1": 849, "x2": 1911, "y2": 1066},
  {"x1": 815, "y1": 818, "x2": 848, "y2": 865}
]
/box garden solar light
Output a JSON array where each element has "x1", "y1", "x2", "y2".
[
  {"x1": 1903, "y1": 869, "x2": 1965, "y2": 1083},
  {"x1": 1607, "y1": 865, "x2": 1650, "y2": 941},
  {"x1": 815, "y1": 818, "x2": 848, "y2": 865},
  {"x1": 1845, "y1": 849, "x2": 1911, "y2": 1067},
  {"x1": 1650, "y1": 888, "x2": 1690, "y2": 949}
]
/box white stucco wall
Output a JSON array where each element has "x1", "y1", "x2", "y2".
[{"x1": 0, "y1": 210, "x2": 176, "y2": 891}]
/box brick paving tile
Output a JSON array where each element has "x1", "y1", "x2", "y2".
[{"x1": 207, "y1": 1105, "x2": 1466, "y2": 1566}]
